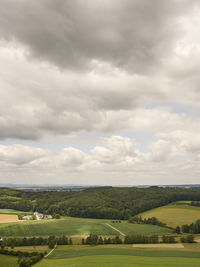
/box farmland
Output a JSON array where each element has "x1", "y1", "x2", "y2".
[
  {"x1": 0, "y1": 215, "x2": 173, "y2": 237},
  {"x1": 140, "y1": 202, "x2": 200, "y2": 227},
  {"x1": 0, "y1": 254, "x2": 18, "y2": 267},
  {"x1": 35, "y1": 245, "x2": 200, "y2": 267},
  {"x1": 0, "y1": 209, "x2": 30, "y2": 215},
  {"x1": 110, "y1": 221, "x2": 172, "y2": 235},
  {"x1": 0, "y1": 214, "x2": 21, "y2": 223},
  {"x1": 0, "y1": 217, "x2": 117, "y2": 237},
  {"x1": 35, "y1": 255, "x2": 200, "y2": 267}
]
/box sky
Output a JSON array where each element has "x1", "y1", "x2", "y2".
[{"x1": 0, "y1": 0, "x2": 200, "y2": 185}]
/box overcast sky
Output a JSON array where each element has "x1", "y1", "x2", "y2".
[{"x1": 0, "y1": 0, "x2": 200, "y2": 185}]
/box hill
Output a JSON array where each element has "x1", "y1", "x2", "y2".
[
  {"x1": 0, "y1": 216, "x2": 171, "y2": 237},
  {"x1": 140, "y1": 201, "x2": 200, "y2": 227},
  {"x1": 1, "y1": 187, "x2": 200, "y2": 220}
]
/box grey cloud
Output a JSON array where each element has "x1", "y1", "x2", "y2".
[{"x1": 0, "y1": 0, "x2": 196, "y2": 72}]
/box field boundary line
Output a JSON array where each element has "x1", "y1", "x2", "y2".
[
  {"x1": 105, "y1": 223, "x2": 125, "y2": 236},
  {"x1": 44, "y1": 244, "x2": 57, "y2": 258}
]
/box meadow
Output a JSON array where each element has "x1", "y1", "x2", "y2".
[
  {"x1": 0, "y1": 216, "x2": 172, "y2": 237},
  {"x1": 140, "y1": 201, "x2": 200, "y2": 227},
  {"x1": 0, "y1": 209, "x2": 30, "y2": 215},
  {"x1": 35, "y1": 245, "x2": 200, "y2": 267},
  {"x1": 0, "y1": 217, "x2": 117, "y2": 237},
  {"x1": 0, "y1": 254, "x2": 18, "y2": 267},
  {"x1": 110, "y1": 221, "x2": 172, "y2": 235}
]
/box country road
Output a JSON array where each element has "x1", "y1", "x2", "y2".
[
  {"x1": 105, "y1": 223, "x2": 125, "y2": 236},
  {"x1": 45, "y1": 244, "x2": 57, "y2": 258}
]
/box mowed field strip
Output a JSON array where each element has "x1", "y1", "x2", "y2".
[
  {"x1": 35, "y1": 245, "x2": 200, "y2": 267},
  {"x1": 140, "y1": 202, "x2": 200, "y2": 227}
]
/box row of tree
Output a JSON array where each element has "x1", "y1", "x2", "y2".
[
  {"x1": 0, "y1": 248, "x2": 44, "y2": 267},
  {"x1": 82, "y1": 234, "x2": 195, "y2": 245},
  {"x1": 83, "y1": 235, "x2": 123, "y2": 245},
  {"x1": 128, "y1": 216, "x2": 167, "y2": 227},
  {"x1": 0, "y1": 236, "x2": 72, "y2": 249},
  {"x1": 181, "y1": 219, "x2": 200, "y2": 234},
  {"x1": 190, "y1": 201, "x2": 200, "y2": 207}
]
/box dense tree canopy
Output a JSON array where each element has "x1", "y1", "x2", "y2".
[{"x1": 1, "y1": 186, "x2": 200, "y2": 219}]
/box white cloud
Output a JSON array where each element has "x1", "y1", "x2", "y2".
[{"x1": 0, "y1": 1, "x2": 200, "y2": 184}]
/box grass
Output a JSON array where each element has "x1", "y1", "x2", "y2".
[
  {"x1": 10, "y1": 246, "x2": 49, "y2": 253},
  {"x1": 35, "y1": 255, "x2": 200, "y2": 267},
  {"x1": 35, "y1": 245, "x2": 200, "y2": 266},
  {"x1": 0, "y1": 254, "x2": 18, "y2": 267},
  {"x1": 140, "y1": 201, "x2": 200, "y2": 227},
  {"x1": 0, "y1": 209, "x2": 30, "y2": 215},
  {"x1": 0, "y1": 217, "x2": 118, "y2": 237},
  {"x1": 47, "y1": 245, "x2": 200, "y2": 259},
  {"x1": 0, "y1": 216, "x2": 173, "y2": 237},
  {"x1": 110, "y1": 222, "x2": 172, "y2": 235}
]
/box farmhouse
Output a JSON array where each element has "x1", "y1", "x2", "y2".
[
  {"x1": 34, "y1": 212, "x2": 52, "y2": 220},
  {"x1": 34, "y1": 212, "x2": 44, "y2": 220},
  {"x1": 22, "y1": 215, "x2": 33, "y2": 220}
]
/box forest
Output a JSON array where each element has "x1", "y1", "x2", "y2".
[{"x1": 1, "y1": 186, "x2": 200, "y2": 219}]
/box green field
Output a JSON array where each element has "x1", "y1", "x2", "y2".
[
  {"x1": 11, "y1": 245, "x2": 49, "y2": 253},
  {"x1": 140, "y1": 202, "x2": 200, "y2": 227},
  {"x1": 111, "y1": 222, "x2": 172, "y2": 235},
  {"x1": 35, "y1": 245, "x2": 200, "y2": 267},
  {"x1": 0, "y1": 216, "x2": 172, "y2": 237},
  {"x1": 0, "y1": 217, "x2": 118, "y2": 237},
  {"x1": 0, "y1": 209, "x2": 30, "y2": 215},
  {"x1": 0, "y1": 254, "x2": 18, "y2": 267}
]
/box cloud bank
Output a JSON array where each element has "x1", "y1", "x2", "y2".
[{"x1": 0, "y1": 0, "x2": 200, "y2": 184}]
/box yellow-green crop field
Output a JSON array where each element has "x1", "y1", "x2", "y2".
[{"x1": 140, "y1": 202, "x2": 200, "y2": 227}]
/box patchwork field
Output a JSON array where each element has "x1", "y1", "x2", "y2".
[
  {"x1": 35, "y1": 245, "x2": 200, "y2": 267},
  {"x1": 0, "y1": 214, "x2": 21, "y2": 223},
  {"x1": 110, "y1": 222, "x2": 172, "y2": 235},
  {"x1": 140, "y1": 202, "x2": 200, "y2": 227},
  {"x1": 0, "y1": 254, "x2": 18, "y2": 267}
]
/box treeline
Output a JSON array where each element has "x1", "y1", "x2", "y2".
[
  {"x1": 190, "y1": 201, "x2": 200, "y2": 207},
  {"x1": 124, "y1": 235, "x2": 159, "y2": 244},
  {"x1": 0, "y1": 236, "x2": 72, "y2": 249},
  {"x1": 83, "y1": 234, "x2": 195, "y2": 245},
  {"x1": 1, "y1": 186, "x2": 200, "y2": 219},
  {"x1": 128, "y1": 216, "x2": 167, "y2": 227},
  {"x1": 0, "y1": 248, "x2": 44, "y2": 267},
  {"x1": 181, "y1": 219, "x2": 200, "y2": 234},
  {"x1": 83, "y1": 235, "x2": 123, "y2": 245}
]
